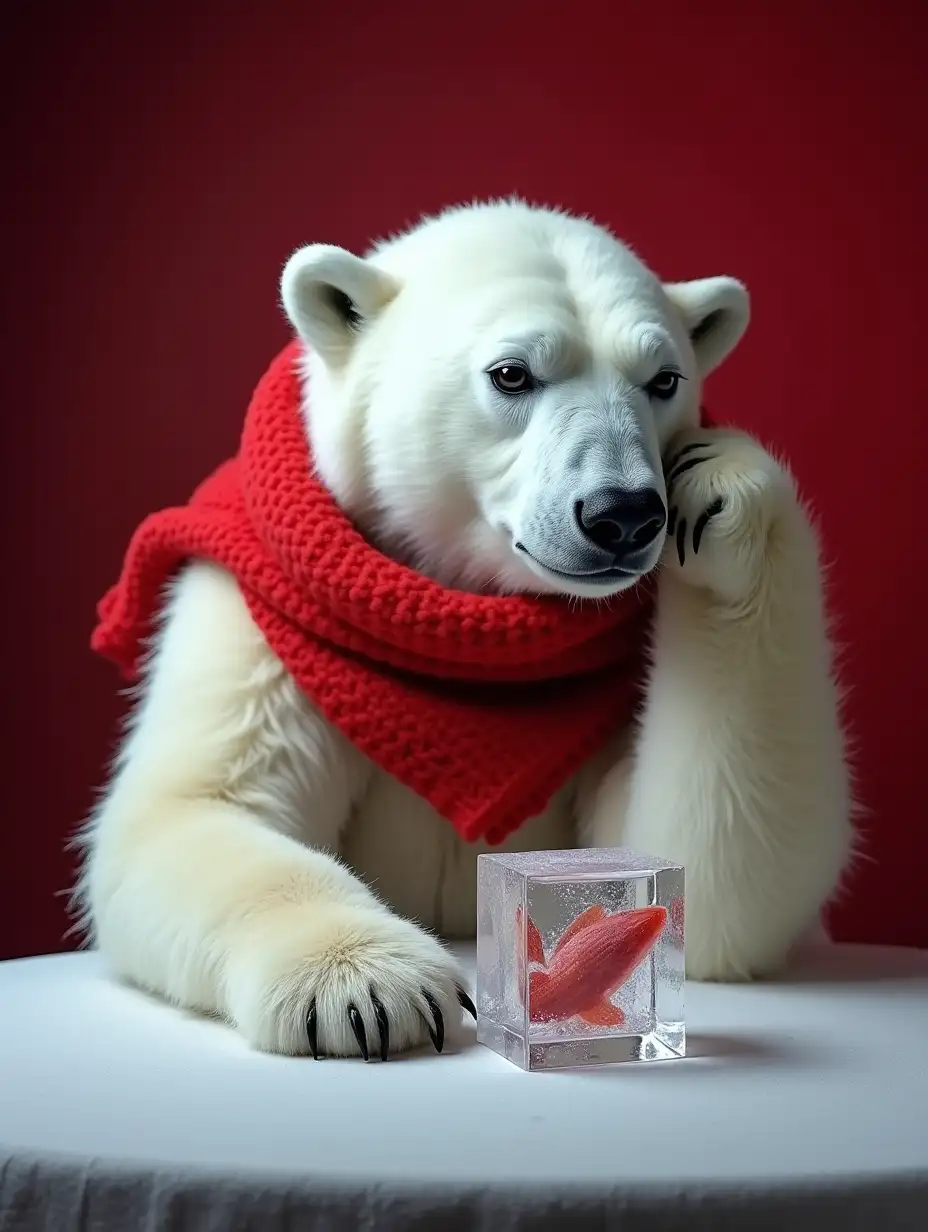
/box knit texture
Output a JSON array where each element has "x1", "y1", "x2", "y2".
[{"x1": 92, "y1": 340, "x2": 656, "y2": 844}]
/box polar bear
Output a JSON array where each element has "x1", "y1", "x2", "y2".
[{"x1": 74, "y1": 200, "x2": 851, "y2": 1060}]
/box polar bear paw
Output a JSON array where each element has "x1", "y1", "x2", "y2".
[
  {"x1": 661, "y1": 427, "x2": 792, "y2": 599},
  {"x1": 225, "y1": 902, "x2": 474, "y2": 1059}
]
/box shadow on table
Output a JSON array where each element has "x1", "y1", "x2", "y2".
[
  {"x1": 529, "y1": 1029, "x2": 830, "y2": 1080},
  {"x1": 683, "y1": 1030, "x2": 809, "y2": 1065}
]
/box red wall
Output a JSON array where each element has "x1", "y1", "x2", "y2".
[{"x1": 3, "y1": 0, "x2": 925, "y2": 959}]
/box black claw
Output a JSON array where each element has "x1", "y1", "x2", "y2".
[
  {"x1": 664, "y1": 440, "x2": 713, "y2": 476},
  {"x1": 421, "y1": 990, "x2": 445, "y2": 1053},
  {"x1": 457, "y1": 987, "x2": 477, "y2": 1020},
  {"x1": 347, "y1": 1003, "x2": 369, "y2": 1061},
  {"x1": 667, "y1": 452, "x2": 715, "y2": 488},
  {"x1": 692, "y1": 498, "x2": 723, "y2": 555},
  {"x1": 676, "y1": 517, "x2": 687, "y2": 567},
  {"x1": 307, "y1": 999, "x2": 319, "y2": 1060},
  {"x1": 667, "y1": 506, "x2": 677, "y2": 536},
  {"x1": 692, "y1": 510, "x2": 709, "y2": 555},
  {"x1": 371, "y1": 992, "x2": 389, "y2": 1062}
]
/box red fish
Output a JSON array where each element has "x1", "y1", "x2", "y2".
[
  {"x1": 517, "y1": 903, "x2": 667, "y2": 1027},
  {"x1": 514, "y1": 905, "x2": 546, "y2": 999}
]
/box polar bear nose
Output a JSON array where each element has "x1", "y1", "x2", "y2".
[{"x1": 576, "y1": 487, "x2": 667, "y2": 559}]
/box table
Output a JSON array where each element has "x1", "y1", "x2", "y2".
[{"x1": 2, "y1": 944, "x2": 927, "y2": 1230}]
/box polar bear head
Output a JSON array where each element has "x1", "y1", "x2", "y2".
[{"x1": 280, "y1": 200, "x2": 748, "y2": 599}]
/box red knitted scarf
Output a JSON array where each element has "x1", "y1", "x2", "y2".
[{"x1": 92, "y1": 341, "x2": 656, "y2": 844}]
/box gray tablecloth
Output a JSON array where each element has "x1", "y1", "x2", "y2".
[{"x1": 2, "y1": 944, "x2": 927, "y2": 1230}]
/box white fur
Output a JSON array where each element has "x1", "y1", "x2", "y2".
[{"x1": 75, "y1": 201, "x2": 852, "y2": 1055}]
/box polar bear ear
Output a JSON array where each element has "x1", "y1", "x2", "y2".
[
  {"x1": 280, "y1": 244, "x2": 399, "y2": 366},
  {"x1": 663, "y1": 277, "x2": 750, "y2": 376}
]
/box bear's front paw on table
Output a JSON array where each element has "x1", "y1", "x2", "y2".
[{"x1": 225, "y1": 902, "x2": 474, "y2": 1059}]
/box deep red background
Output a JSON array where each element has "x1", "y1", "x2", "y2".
[{"x1": 2, "y1": 1, "x2": 924, "y2": 960}]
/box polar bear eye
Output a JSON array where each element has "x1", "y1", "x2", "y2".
[
  {"x1": 645, "y1": 369, "x2": 685, "y2": 401},
  {"x1": 488, "y1": 361, "x2": 535, "y2": 395}
]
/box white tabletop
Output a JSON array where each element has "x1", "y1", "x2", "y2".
[{"x1": 2, "y1": 944, "x2": 927, "y2": 1230}]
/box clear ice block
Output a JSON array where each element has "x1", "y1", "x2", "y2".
[{"x1": 476, "y1": 848, "x2": 685, "y2": 1071}]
